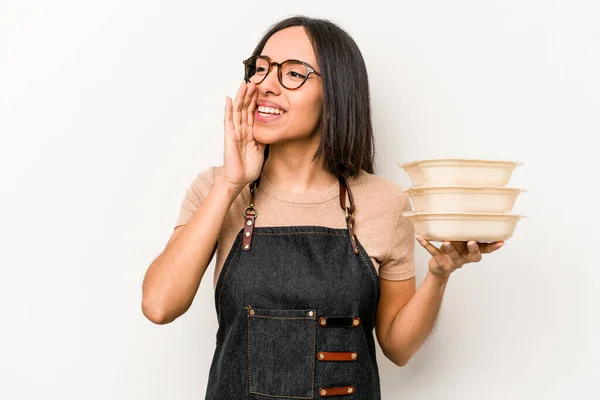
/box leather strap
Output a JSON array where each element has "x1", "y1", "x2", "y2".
[
  {"x1": 319, "y1": 386, "x2": 355, "y2": 397},
  {"x1": 243, "y1": 172, "x2": 359, "y2": 254},
  {"x1": 338, "y1": 176, "x2": 355, "y2": 215},
  {"x1": 241, "y1": 212, "x2": 256, "y2": 251},
  {"x1": 242, "y1": 147, "x2": 268, "y2": 251},
  {"x1": 317, "y1": 351, "x2": 358, "y2": 361},
  {"x1": 319, "y1": 316, "x2": 361, "y2": 328},
  {"x1": 241, "y1": 179, "x2": 259, "y2": 251},
  {"x1": 339, "y1": 176, "x2": 359, "y2": 255}
]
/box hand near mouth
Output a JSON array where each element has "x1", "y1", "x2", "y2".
[{"x1": 221, "y1": 81, "x2": 266, "y2": 191}]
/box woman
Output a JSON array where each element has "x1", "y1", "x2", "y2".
[{"x1": 141, "y1": 15, "x2": 504, "y2": 399}]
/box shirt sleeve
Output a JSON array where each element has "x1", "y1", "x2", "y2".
[
  {"x1": 174, "y1": 165, "x2": 216, "y2": 228},
  {"x1": 378, "y1": 194, "x2": 416, "y2": 281}
]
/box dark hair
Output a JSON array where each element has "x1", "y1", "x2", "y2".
[{"x1": 251, "y1": 16, "x2": 375, "y2": 178}]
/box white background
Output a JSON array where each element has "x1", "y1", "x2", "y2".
[{"x1": 1, "y1": 0, "x2": 599, "y2": 399}]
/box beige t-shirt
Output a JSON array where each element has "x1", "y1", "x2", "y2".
[{"x1": 175, "y1": 166, "x2": 416, "y2": 290}]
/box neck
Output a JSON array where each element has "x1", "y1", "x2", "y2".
[{"x1": 261, "y1": 139, "x2": 337, "y2": 195}]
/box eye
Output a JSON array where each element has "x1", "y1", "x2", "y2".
[{"x1": 287, "y1": 71, "x2": 306, "y2": 80}]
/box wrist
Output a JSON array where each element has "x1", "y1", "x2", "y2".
[
  {"x1": 213, "y1": 175, "x2": 246, "y2": 200},
  {"x1": 427, "y1": 270, "x2": 450, "y2": 286}
]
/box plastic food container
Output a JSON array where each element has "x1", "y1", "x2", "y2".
[
  {"x1": 401, "y1": 211, "x2": 525, "y2": 242},
  {"x1": 398, "y1": 159, "x2": 523, "y2": 187},
  {"x1": 405, "y1": 186, "x2": 527, "y2": 213}
]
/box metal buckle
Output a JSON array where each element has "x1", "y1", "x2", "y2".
[{"x1": 244, "y1": 206, "x2": 258, "y2": 219}]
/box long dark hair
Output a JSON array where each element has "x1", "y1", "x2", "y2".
[{"x1": 251, "y1": 16, "x2": 375, "y2": 178}]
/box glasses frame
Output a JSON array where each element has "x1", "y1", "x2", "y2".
[{"x1": 243, "y1": 55, "x2": 322, "y2": 90}]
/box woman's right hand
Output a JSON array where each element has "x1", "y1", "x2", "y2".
[{"x1": 220, "y1": 81, "x2": 265, "y2": 191}]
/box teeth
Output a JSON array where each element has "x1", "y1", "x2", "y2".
[{"x1": 258, "y1": 105, "x2": 283, "y2": 115}]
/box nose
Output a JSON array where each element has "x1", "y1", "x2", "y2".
[{"x1": 257, "y1": 63, "x2": 282, "y2": 96}]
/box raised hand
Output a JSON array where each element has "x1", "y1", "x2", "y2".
[{"x1": 220, "y1": 81, "x2": 265, "y2": 190}]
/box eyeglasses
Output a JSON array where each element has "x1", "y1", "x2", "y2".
[{"x1": 243, "y1": 55, "x2": 321, "y2": 90}]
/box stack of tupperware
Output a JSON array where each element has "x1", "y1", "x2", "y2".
[{"x1": 398, "y1": 159, "x2": 526, "y2": 243}]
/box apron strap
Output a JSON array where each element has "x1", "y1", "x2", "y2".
[
  {"x1": 339, "y1": 176, "x2": 359, "y2": 255},
  {"x1": 242, "y1": 147, "x2": 268, "y2": 251},
  {"x1": 242, "y1": 178, "x2": 259, "y2": 251},
  {"x1": 242, "y1": 173, "x2": 359, "y2": 255}
]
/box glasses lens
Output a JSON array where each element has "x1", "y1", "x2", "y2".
[
  {"x1": 280, "y1": 61, "x2": 308, "y2": 89},
  {"x1": 245, "y1": 56, "x2": 270, "y2": 84}
]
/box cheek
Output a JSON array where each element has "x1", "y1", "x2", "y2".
[
  {"x1": 253, "y1": 91, "x2": 323, "y2": 142},
  {"x1": 295, "y1": 93, "x2": 323, "y2": 126}
]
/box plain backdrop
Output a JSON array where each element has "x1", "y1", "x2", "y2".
[{"x1": 1, "y1": 0, "x2": 599, "y2": 399}]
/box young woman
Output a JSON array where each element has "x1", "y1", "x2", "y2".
[{"x1": 142, "y1": 15, "x2": 504, "y2": 399}]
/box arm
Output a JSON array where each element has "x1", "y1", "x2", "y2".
[
  {"x1": 142, "y1": 81, "x2": 264, "y2": 325},
  {"x1": 375, "y1": 273, "x2": 449, "y2": 366},
  {"x1": 141, "y1": 173, "x2": 243, "y2": 325},
  {"x1": 376, "y1": 236, "x2": 504, "y2": 366}
]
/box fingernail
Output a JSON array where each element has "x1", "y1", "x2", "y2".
[{"x1": 444, "y1": 242, "x2": 452, "y2": 249}]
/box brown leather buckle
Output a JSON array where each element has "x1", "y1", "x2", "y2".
[
  {"x1": 242, "y1": 206, "x2": 257, "y2": 251},
  {"x1": 317, "y1": 351, "x2": 358, "y2": 361},
  {"x1": 319, "y1": 385, "x2": 355, "y2": 396}
]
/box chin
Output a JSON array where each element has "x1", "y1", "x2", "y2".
[
  {"x1": 253, "y1": 124, "x2": 318, "y2": 146},
  {"x1": 253, "y1": 126, "x2": 282, "y2": 145}
]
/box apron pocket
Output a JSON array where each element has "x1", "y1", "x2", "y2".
[{"x1": 247, "y1": 306, "x2": 317, "y2": 399}]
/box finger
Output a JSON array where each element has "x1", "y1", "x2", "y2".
[
  {"x1": 416, "y1": 235, "x2": 441, "y2": 257},
  {"x1": 443, "y1": 241, "x2": 464, "y2": 265},
  {"x1": 247, "y1": 86, "x2": 258, "y2": 129},
  {"x1": 479, "y1": 241, "x2": 505, "y2": 254},
  {"x1": 467, "y1": 241, "x2": 482, "y2": 262},
  {"x1": 224, "y1": 96, "x2": 234, "y2": 133},
  {"x1": 241, "y1": 82, "x2": 256, "y2": 128},
  {"x1": 232, "y1": 82, "x2": 247, "y2": 132}
]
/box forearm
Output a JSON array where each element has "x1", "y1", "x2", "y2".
[{"x1": 382, "y1": 271, "x2": 449, "y2": 365}]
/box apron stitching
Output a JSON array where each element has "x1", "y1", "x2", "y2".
[
  {"x1": 247, "y1": 309, "x2": 316, "y2": 399},
  {"x1": 312, "y1": 313, "x2": 316, "y2": 398},
  {"x1": 357, "y1": 248, "x2": 378, "y2": 292},
  {"x1": 249, "y1": 391, "x2": 313, "y2": 399},
  {"x1": 217, "y1": 238, "x2": 242, "y2": 317},
  {"x1": 251, "y1": 315, "x2": 314, "y2": 320},
  {"x1": 247, "y1": 310, "x2": 251, "y2": 396},
  {"x1": 357, "y1": 247, "x2": 380, "y2": 327},
  {"x1": 253, "y1": 232, "x2": 346, "y2": 237}
]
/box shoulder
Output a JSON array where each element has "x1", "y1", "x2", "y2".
[
  {"x1": 348, "y1": 169, "x2": 412, "y2": 216},
  {"x1": 190, "y1": 165, "x2": 218, "y2": 192},
  {"x1": 183, "y1": 165, "x2": 236, "y2": 201},
  {"x1": 176, "y1": 165, "x2": 249, "y2": 228},
  {"x1": 185, "y1": 165, "x2": 250, "y2": 207},
  {"x1": 348, "y1": 170, "x2": 416, "y2": 280}
]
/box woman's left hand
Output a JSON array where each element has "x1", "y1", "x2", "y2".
[{"x1": 416, "y1": 235, "x2": 505, "y2": 279}]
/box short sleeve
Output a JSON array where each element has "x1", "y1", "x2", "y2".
[
  {"x1": 174, "y1": 166, "x2": 216, "y2": 228},
  {"x1": 378, "y1": 195, "x2": 416, "y2": 281}
]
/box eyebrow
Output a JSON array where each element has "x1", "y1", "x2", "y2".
[{"x1": 260, "y1": 54, "x2": 319, "y2": 71}]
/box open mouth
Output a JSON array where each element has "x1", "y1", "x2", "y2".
[{"x1": 257, "y1": 105, "x2": 284, "y2": 118}]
